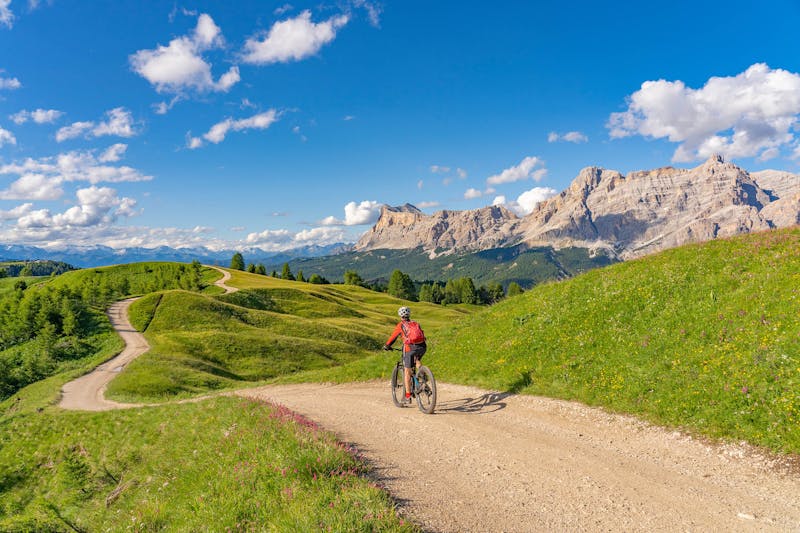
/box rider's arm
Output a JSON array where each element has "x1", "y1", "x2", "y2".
[{"x1": 384, "y1": 322, "x2": 403, "y2": 348}]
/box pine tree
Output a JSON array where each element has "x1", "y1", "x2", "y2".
[
  {"x1": 255, "y1": 264, "x2": 267, "y2": 275},
  {"x1": 507, "y1": 282, "x2": 524, "y2": 297},
  {"x1": 247, "y1": 263, "x2": 256, "y2": 273},
  {"x1": 230, "y1": 252, "x2": 245, "y2": 271},
  {"x1": 281, "y1": 263, "x2": 295, "y2": 281},
  {"x1": 388, "y1": 270, "x2": 416, "y2": 300},
  {"x1": 344, "y1": 270, "x2": 363, "y2": 286},
  {"x1": 296, "y1": 270, "x2": 305, "y2": 282}
]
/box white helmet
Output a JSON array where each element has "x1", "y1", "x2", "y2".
[{"x1": 398, "y1": 306, "x2": 411, "y2": 319}]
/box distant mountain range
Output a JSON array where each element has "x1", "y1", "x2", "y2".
[
  {"x1": 356, "y1": 155, "x2": 800, "y2": 260},
  {"x1": 4, "y1": 156, "x2": 798, "y2": 288},
  {"x1": 0, "y1": 243, "x2": 351, "y2": 269}
]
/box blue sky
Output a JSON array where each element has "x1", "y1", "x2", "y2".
[{"x1": 1, "y1": 0, "x2": 799, "y2": 250}]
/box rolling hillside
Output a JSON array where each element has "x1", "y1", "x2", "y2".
[
  {"x1": 107, "y1": 269, "x2": 473, "y2": 402},
  {"x1": 427, "y1": 227, "x2": 800, "y2": 453}
]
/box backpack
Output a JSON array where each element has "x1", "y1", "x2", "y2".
[{"x1": 401, "y1": 321, "x2": 426, "y2": 344}]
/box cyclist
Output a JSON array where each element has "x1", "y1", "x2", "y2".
[{"x1": 383, "y1": 306, "x2": 427, "y2": 404}]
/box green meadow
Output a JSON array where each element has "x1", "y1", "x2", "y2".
[
  {"x1": 425, "y1": 228, "x2": 800, "y2": 453},
  {"x1": 109, "y1": 269, "x2": 472, "y2": 402}
]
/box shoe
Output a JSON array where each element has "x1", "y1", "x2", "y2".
[{"x1": 402, "y1": 395, "x2": 412, "y2": 405}]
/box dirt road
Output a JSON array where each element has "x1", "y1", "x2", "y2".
[
  {"x1": 59, "y1": 298, "x2": 147, "y2": 411},
  {"x1": 239, "y1": 382, "x2": 800, "y2": 532},
  {"x1": 210, "y1": 266, "x2": 238, "y2": 294}
]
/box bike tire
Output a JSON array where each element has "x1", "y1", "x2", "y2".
[
  {"x1": 391, "y1": 363, "x2": 406, "y2": 408},
  {"x1": 415, "y1": 365, "x2": 437, "y2": 414}
]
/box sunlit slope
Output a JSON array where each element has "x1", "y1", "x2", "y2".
[
  {"x1": 433, "y1": 228, "x2": 800, "y2": 453},
  {"x1": 109, "y1": 270, "x2": 473, "y2": 402}
]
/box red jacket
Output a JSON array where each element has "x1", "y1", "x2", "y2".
[{"x1": 385, "y1": 319, "x2": 424, "y2": 350}]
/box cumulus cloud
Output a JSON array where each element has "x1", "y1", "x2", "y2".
[
  {"x1": 608, "y1": 63, "x2": 800, "y2": 162},
  {"x1": 430, "y1": 165, "x2": 450, "y2": 174},
  {"x1": 187, "y1": 109, "x2": 278, "y2": 148},
  {"x1": 56, "y1": 108, "x2": 138, "y2": 142},
  {"x1": 0, "y1": 0, "x2": 13, "y2": 28},
  {"x1": 418, "y1": 201, "x2": 440, "y2": 209},
  {"x1": 130, "y1": 13, "x2": 240, "y2": 94},
  {"x1": 242, "y1": 10, "x2": 349, "y2": 65},
  {"x1": 99, "y1": 143, "x2": 128, "y2": 163},
  {"x1": 0, "y1": 203, "x2": 33, "y2": 220},
  {"x1": 457, "y1": 168, "x2": 467, "y2": 179},
  {"x1": 464, "y1": 188, "x2": 483, "y2": 199},
  {"x1": 322, "y1": 200, "x2": 382, "y2": 226},
  {"x1": 274, "y1": 3, "x2": 293, "y2": 15},
  {"x1": 548, "y1": 131, "x2": 588, "y2": 143},
  {"x1": 0, "y1": 126, "x2": 15, "y2": 146},
  {"x1": 486, "y1": 156, "x2": 547, "y2": 185},
  {"x1": 244, "y1": 226, "x2": 344, "y2": 250},
  {"x1": 492, "y1": 186, "x2": 558, "y2": 216},
  {"x1": 0, "y1": 149, "x2": 152, "y2": 201},
  {"x1": 10, "y1": 108, "x2": 64, "y2": 124}
]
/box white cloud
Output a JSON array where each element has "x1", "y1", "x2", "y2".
[
  {"x1": 430, "y1": 165, "x2": 450, "y2": 174},
  {"x1": 11, "y1": 186, "x2": 138, "y2": 231},
  {"x1": 492, "y1": 186, "x2": 558, "y2": 216},
  {"x1": 457, "y1": 168, "x2": 467, "y2": 179},
  {"x1": 343, "y1": 115, "x2": 355, "y2": 121},
  {"x1": 548, "y1": 131, "x2": 588, "y2": 143},
  {"x1": 0, "y1": 173, "x2": 64, "y2": 200},
  {"x1": 417, "y1": 179, "x2": 423, "y2": 190},
  {"x1": 294, "y1": 226, "x2": 345, "y2": 244},
  {"x1": 608, "y1": 63, "x2": 800, "y2": 162},
  {"x1": 322, "y1": 200, "x2": 382, "y2": 226},
  {"x1": 92, "y1": 107, "x2": 137, "y2": 138},
  {"x1": 0, "y1": 0, "x2": 13, "y2": 28},
  {"x1": 99, "y1": 143, "x2": 128, "y2": 163},
  {"x1": 56, "y1": 108, "x2": 138, "y2": 142},
  {"x1": 0, "y1": 149, "x2": 152, "y2": 201},
  {"x1": 56, "y1": 121, "x2": 94, "y2": 142},
  {"x1": 188, "y1": 110, "x2": 279, "y2": 148},
  {"x1": 0, "y1": 203, "x2": 33, "y2": 220},
  {"x1": 130, "y1": 13, "x2": 240, "y2": 94},
  {"x1": 418, "y1": 201, "x2": 440, "y2": 209},
  {"x1": 10, "y1": 108, "x2": 64, "y2": 124},
  {"x1": 486, "y1": 156, "x2": 547, "y2": 185},
  {"x1": 464, "y1": 188, "x2": 482, "y2": 199},
  {"x1": 274, "y1": 3, "x2": 293, "y2": 15},
  {"x1": 0, "y1": 126, "x2": 15, "y2": 146},
  {"x1": 242, "y1": 10, "x2": 349, "y2": 65},
  {"x1": 0, "y1": 76, "x2": 20, "y2": 89},
  {"x1": 352, "y1": 0, "x2": 382, "y2": 27}
]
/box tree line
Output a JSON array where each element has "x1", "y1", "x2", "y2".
[{"x1": 229, "y1": 252, "x2": 524, "y2": 305}]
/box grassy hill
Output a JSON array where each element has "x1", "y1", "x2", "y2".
[
  {"x1": 423, "y1": 227, "x2": 800, "y2": 454},
  {"x1": 108, "y1": 269, "x2": 473, "y2": 402},
  {"x1": 272, "y1": 244, "x2": 616, "y2": 288},
  {"x1": 1, "y1": 264, "x2": 429, "y2": 531}
]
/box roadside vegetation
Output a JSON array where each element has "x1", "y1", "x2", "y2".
[
  {"x1": 427, "y1": 228, "x2": 800, "y2": 454},
  {"x1": 0, "y1": 396, "x2": 414, "y2": 531}
]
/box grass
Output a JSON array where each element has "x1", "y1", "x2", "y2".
[
  {"x1": 107, "y1": 270, "x2": 474, "y2": 402},
  {"x1": 422, "y1": 227, "x2": 800, "y2": 454},
  {"x1": 0, "y1": 276, "x2": 48, "y2": 296},
  {"x1": 0, "y1": 397, "x2": 415, "y2": 531}
]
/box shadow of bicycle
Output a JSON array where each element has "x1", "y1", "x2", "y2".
[{"x1": 436, "y1": 392, "x2": 511, "y2": 415}]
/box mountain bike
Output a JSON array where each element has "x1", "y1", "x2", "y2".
[{"x1": 390, "y1": 348, "x2": 437, "y2": 414}]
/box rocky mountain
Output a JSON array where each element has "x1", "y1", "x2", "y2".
[
  {"x1": 355, "y1": 204, "x2": 521, "y2": 254},
  {"x1": 356, "y1": 156, "x2": 800, "y2": 259}
]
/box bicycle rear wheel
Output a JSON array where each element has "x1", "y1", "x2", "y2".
[
  {"x1": 415, "y1": 366, "x2": 437, "y2": 414},
  {"x1": 391, "y1": 363, "x2": 406, "y2": 407}
]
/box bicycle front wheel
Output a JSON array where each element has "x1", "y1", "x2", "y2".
[
  {"x1": 391, "y1": 363, "x2": 406, "y2": 408},
  {"x1": 415, "y1": 366, "x2": 437, "y2": 414}
]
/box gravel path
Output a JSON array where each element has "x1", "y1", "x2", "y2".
[
  {"x1": 239, "y1": 382, "x2": 800, "y2": 532},
  {"x1": 59, "y1": 298, "x2": 146, "y2": 411}
]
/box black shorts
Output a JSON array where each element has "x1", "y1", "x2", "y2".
[{"x1": 403, "y1": 342, "x2": 427, "y2": 368}]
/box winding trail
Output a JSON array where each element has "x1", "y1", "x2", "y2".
[
  {"x1": 210, "y1": 265, "x2": 238, "y2": 294},
  {"x1": 59, "y1": 298, "x2": 147, "y2": 411},
  {"x1": 59, "y1": 270, "x2": 800, "y2": 531}
]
